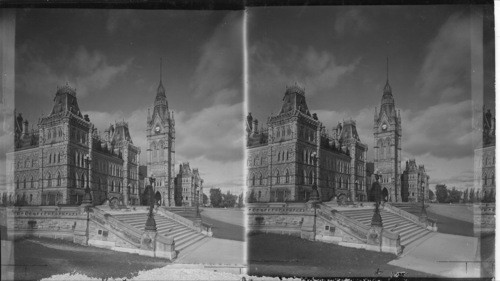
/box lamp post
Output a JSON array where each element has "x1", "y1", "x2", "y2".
[
  {"x1": 195, "y1": 183, "x2": 201, "y2": 218},
  {"x1": 371, "y1": 173, "x2": 383, "y2": 227},
  {"x1": 145, "y1": 176, "x2": 157, "y2": 231},
  {"x1": 420, "y1": 182, "x2": 427, "y2": 222},
  {"x1": 309, "y1": 152, "x2": 320, "y2": 241},
  {"x1": 82, "y1": 156, "x2": 92, "y2": 205}
]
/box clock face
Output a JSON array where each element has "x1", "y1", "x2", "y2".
[
  {"x1": 155, "y1": 125, "x2": 160, "y2": 133},
  {"x1": 382, "y1": 124, "x2": 387, "y2": 131}
]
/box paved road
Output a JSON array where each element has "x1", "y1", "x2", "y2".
[{"x1": 200, "y1": 208, "x2": 245, "y2": 241}]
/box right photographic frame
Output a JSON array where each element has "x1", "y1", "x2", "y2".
[{"x1": 244, "y1": 4, "x2": 495, "y2": 279}]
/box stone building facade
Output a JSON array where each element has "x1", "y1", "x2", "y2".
[
  {"x1": 474, "y1": 108, "x2": 495, "y2": 201},
  {"x1": 4, "y1": 84, "x2": 140, "y2": 206},
  {"x1": 146, "y1": 65, "x2": 176, "y2": 207},
  {"x1": 174, "y1": 162, "x2": 204, "y2": 207},
  {"x1": 401, "y1": 159, "x2": 429, "y2": 202},
  {"x1": 246, "y1": 85, "x2": 366, "y2": 203},
  {"x1": 373, "y1": 73, "x2": 402, "y2": 202}
]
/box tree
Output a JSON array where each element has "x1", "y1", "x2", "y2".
[
  {"x1": 448, "y1": 187, "x2": 462, "y2": 203},
  {"x1": 210, "y1": 188, "x2": 223, "y2": 208},
  {"x1": 247, "y1": 190, "x2": 256, "y2": 203},
  {"x1": 221, "y1": 191, "x2": 237, "y2": 208},
  {"x1": 237, "y1": 193, "x2": 244, "y2": 208},
  {"x1": 428, "y1": 189, "x2": 435, "y2": 202},
  {"x1": 435, "y1": 184, "x2": 449, "y2": 203},
  {"x1": 203, "y1": 193, "x2": 208, "y2": 205},
  {"x1": 463, "y1": 188, "x2": 469, "y2": 203},
  {"x1": 469, "y1": 188, "x2": 475, "y2": 203}
]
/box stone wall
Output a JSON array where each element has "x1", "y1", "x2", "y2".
[
  {"x1": 473, "y1": 203, "x2": 495, "y2": 236},
  {"x1": 0, "y1": 205, "x2": 176, "y2": 260},
  {"x1": 247, "y1": 202, "x2": 402, "y2": 255}
]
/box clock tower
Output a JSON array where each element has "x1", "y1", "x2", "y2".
[
  {"x1": 374, "y1": 60, "x2": 402, "y2": 202},
  {"x1": 146, "y1": 60, "x2": 175, "y2": 206}
]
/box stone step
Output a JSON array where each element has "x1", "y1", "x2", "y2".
[{"x1": 111, "y1": 212, "x2": 208, "y2": 253}]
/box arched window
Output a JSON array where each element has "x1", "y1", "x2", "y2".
[
  {"x1": 483, "y1": 173, "x2": 488, "y2": 186},
  {"x1": 286, "y1": 151, "x2": 289, "y2": 160},
  {"x1": 159, "y1": 141, "x2": 164, "y2": 157},
  {"x1": 309, "y1": 170, "x2": 314, "y2": 184},
  {"x1": 81, "y1": 173, "x2": 85, "y2": 188},
  {"x1": 259, "y1": 173, "x2": 263, "y2": 185},
  {"x1": 23, "y1": 178, "x2": 26, "y2": 189},
  {"x1": 57, "y1": 172, "x2": 61, "y2": 186},
  {"x1": 47, "y1": 173, "x2": 52, "y2": 187},
  {"x1": 30, "y1": 176, "x2": 34, "y2": 189},
  {"x1": 58, "y1": 153, "x2": 61, "y2": 163},
  {"x1": 251, "y1": 174, "x2": 255, "y2": 186},
  {"x1": 30, "y1": 194, "x2": 33, "y2": 203},
  {"x1": 285, "y1": 169, "x2": 290, "y2": 183},
  {"x1": 49, "y1": 154, "x2": 52, "y2": 164},
  {"x1": 303, "y1": 170, "x2": 307, "y2": 184},
  {"x1": 276, "y1": 170, "x2": 280, "y2": 184},
  {"x1": 111, "y1": 181, "x2": 115, "y2": 192}
]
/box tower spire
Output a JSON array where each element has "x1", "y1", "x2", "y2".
[{"x1": 386, "y1": 56, "x2": 389, "y2": 83}]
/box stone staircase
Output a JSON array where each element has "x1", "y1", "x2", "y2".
[
  {"x1": 339, "y1": 208, "x2": 433, "y2": 248},
  {"x1": 390, "y1": 203, "x2": 427, "y2": 216},
  {"x1": 112, "y1": 212, "x2": 208, "y2": 253}
]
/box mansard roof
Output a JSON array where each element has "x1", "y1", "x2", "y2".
[
  {"x1": 50, "y1": 83, "x2": 83, "y2": 118},
  {"x1": 339, "y1": 120, "x2": 360, "y2": 142},
  {"x1": 110, "y1": 121, "x2": 133, "y2": 145},
  {"x1": 279, "y1": 84, "x2": 310, "y2": 116}
]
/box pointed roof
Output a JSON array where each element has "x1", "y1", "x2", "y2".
[
  {"x1": 156, "y1": 58, "x2": 166, "y2": 99},
  {"x1": 279, "y1": 83, "x2": 310, "y2": 115},
  {"x1": 50, "y1": 82, "x2": 83, "y2": 118}
]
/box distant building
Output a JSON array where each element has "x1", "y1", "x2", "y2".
[
  {"x1": 174, "y1": 162, "x2": 204, "y2": 207},
  {"x1": 401, "y1": 159, "x2": 429, "y2": 202},
  {"x1": 246, "y1": 84, "x2": 367, "y2": 203},
  {"x1": 4, "y1": 84, "x2": 140, "y2": 206}
]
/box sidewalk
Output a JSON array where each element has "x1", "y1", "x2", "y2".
[{"x1": 389, "y1": 232, "x2": 480, "y2": 277}]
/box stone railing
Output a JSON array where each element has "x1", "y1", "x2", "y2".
[
  {"x1": 2, "y1": 206, "x2": 86, "y2": 241},
  {"x1": 317, "y1": 204, "x2": 401, "y2": 255},
  {"x1": 89, "y1": 207, "x2": 176, "y2": 260},
  {"x1": 383, "y1": 203, "x2": 437, "y2": 231},
  {"x1": 247, "y1": 202, "x2": 308, "y2": 236},
  {"x1": 473, "y1": 203, "x2": 495, "y2": 236}
]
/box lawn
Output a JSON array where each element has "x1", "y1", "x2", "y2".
[
  {"x1": 12, "y1": 237, "x2": 168, "y2": 280},
  {"x1": 248, "y1": 233, "x2": 434, "y2": 278},
  {"x1": 200, "y1": 208, "x2": 245, "y2": 241}
]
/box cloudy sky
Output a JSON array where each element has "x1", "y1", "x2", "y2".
[
  {"x1": 12, "y1": 9, "x2": 244, "y2": 194},
  {"x1": 247, "y1": 5, "x2": 495, "y2": 191}
]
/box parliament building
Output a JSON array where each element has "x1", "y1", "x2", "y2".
[
  {"x1": 5, "y1": 84, "x2": 141, "y2": 206},
  {"x1": 246, "y1": 84, "x2": 368, "y2": 203}
]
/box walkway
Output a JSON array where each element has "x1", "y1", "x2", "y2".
[{"x1": 389, "y1": 232, "x2": 481, "y2": 277}]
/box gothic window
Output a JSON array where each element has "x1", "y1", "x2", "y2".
[
  {"x1": 285, "y1": 169, "x2": 290, "y2": 183},
  {"x1": 23, "y1": 178, "x2": 26, "y2": 189},
  {"x1": 286, "y1": 151, "x2": 289, "y2": 160},
  {"x1": 281, "y1": 127, "x2": 285, "y2": 138},
  {"x1": 58, "y1": 153, "x2": 61, "y2": 163},
  {"x1": 259, "y1": 173, "x2": 263, "y2": 185},
  {"x1": 483, "y1": 173, "x2": 488, "y2": 186},
  {"x1": 48, "y1": 130, "x2": 51, "y2": 139},
  {"x1": 57, "y1": 172, "x2": 61, "y2": 186},
  {"x1": 251, "y1": 174, "x2": 255, "y2": 186},
  {"x1": 276, "y1": 170, "x2": 280, "y2": 184},
  {"x1": 338, "y1": 177, "x2": 341, "y2": 189},
  {"x1": 111, "y1": 181, "x2": 115, "y2": 192},
  {"x1": 47, "y1": 173, "x2": 52, "y2": 187},
  {"x1": 49, "y1": 154, "x2": 52, "y2": 164},
  {"x1": 58, "y1": 128, "x2": 62, "y2": 138},
  {"x1": 30, "y1": 176, "x2": 34, "y2": 188},
  {"x1": 30, "y1": 194, "x2": 33, "y2": 203},
  {"x1": 258, "y1": 191, "x2": 262, "y2": 199},
  {"x1": 309, "y1": 171, "x2": 314, "y2": 184},
  {"x1": 303, "y1": 170, "x2": 307, "y2": 184},
  {"x1": 81, "y1": 174, "x2": 85, "y2": 189}
]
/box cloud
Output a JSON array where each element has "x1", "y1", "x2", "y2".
[
  {"x1": 175, "y1": 102, "x2": 244, "y2": 163},
  {"x1": 415, "y1": 13, "x2": 476, "y2": 101},
  {"x1": 334, "y1": 8, "x2": 370, "y2": 35},
  {"x1": 191, "y1": 12, "x2": 243, "y2": 104},
  {"x1": 17, "y1": 45, "x2": 132, "y2": 99},
  {"x1": 106, "y1": 10, "x2": 142, "y2": 34},
  {"x1": 402, "y1": 100, "x2": 474, "y2": 159},
  {"x1": 249, "y1": 41, "x2": 359, "y2": 99}
]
